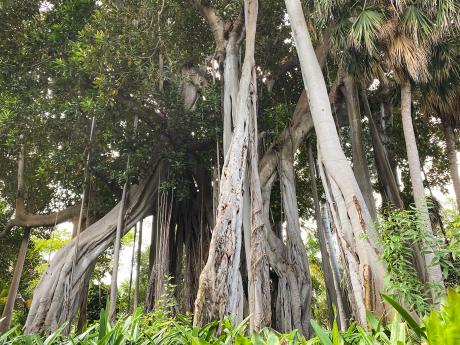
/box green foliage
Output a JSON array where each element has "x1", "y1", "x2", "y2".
[
  {"x1": 310, "y1": 289, "x2": 460, "y2": 345},
  {"x1": 377, "y1": 207, "x2": 460, "y2": 314},
  {"x1": 377, "y1": 207, "x2": 431, "y2": 314},
  {"x1": 2, "y1": 289, "x2": 460, "y2": 344}
]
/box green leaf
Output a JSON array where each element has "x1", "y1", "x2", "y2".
[
  {"x1": 382, "y1": 294, "x2": 426, "y2": 339},
  {"x1": 310, "y1": 320, "x2": 332, "y2": 345}
]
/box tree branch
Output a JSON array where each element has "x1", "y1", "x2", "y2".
[
  {"x1": 190, "y1": 0, "x2": 225, "y2": 52},
  {"x1": 0, "y1": 204, "x2": 82, "y2": 239},
  {"x1": 259, "y1": 25, "x2": 336, "y2": 188}
]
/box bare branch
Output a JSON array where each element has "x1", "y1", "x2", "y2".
[{"x1": 190, "y1": 0, "x2": 225, "y2": 52}]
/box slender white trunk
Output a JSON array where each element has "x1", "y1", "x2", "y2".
[
  {"x1": 0, "y1": 228, "x2": 31, "y2": 334},
  {"x1": 133, "y1": 220, "x2": 143, "y2": 311},
  {"x1": 284, "y1": 0, "x2": 386, "y2": 322},
  {"x1": 127, "y1": 224, "x2": 138, "y2": 313},
  {"x1": 442, "y1": 120, "x2": 460, "y2": 212},
  {"x1": 109, "y1": 114, "x2": 139, "y2": 321},
  {"x1": 400, "y1": 80, "x2": 444, "y2": 297}
]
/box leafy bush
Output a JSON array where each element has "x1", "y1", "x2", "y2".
[
  {"x1": 310, "y1": 288, "x2": 460, "y2": 345},
  {"x1": 377, "y1": 207, "x2": 431, "y2": 314},
  {"x1": 377, "y1": 207, "x2": 460, "y2": 314}
]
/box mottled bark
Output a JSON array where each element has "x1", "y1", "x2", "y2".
[
  {"x1": 25, "y1": 159, "x2": 164, "y2": 334},
  {"x1": 247, "y1": 68, "x2": 271, "y2": 331},
  {"x1": 193, "y1": 0, "x2": 258, "y2": 326},
  {"x1": 307, "y1": 141, "x2": 345, "y2": 329}
]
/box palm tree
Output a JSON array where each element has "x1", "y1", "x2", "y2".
[
  {"x1": 420, "y1": 33, "x2": 460, "y2": 212},
  {"x1": 374, "y1": 0, "x2": 452, "y2": 295}
]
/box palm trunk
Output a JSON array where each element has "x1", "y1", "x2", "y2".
[
  {"x1": 284, "y1": 0, "x2": 386, "y2": 324},
  {"x1": 442, "y1": 120, "x2": 460, "y2": 212},
  {"x1": 343, "y1": 73, "x2": 377, "y2": 219},
  {"x1": 400, "y1": 79, "x2": 444, "y2": 297},
  {"x1": 0, "y1": 227, "x2": 31, "y2": 334}
]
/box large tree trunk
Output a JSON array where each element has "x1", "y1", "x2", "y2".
[
  {"x1": 342, "y1": 73, "x2": 377, "y2": 219},
  {"x1": 0, "y1": 227, "x2": 31, "y2": 334},
  {"x1": 284, "y1": 0, "x2": 386, "y2": 324},
  {"x1": 24, "y1": 159, "x2": 163, "y2": 334},
  {"x1": 442, "y1": 120, "x2": 460, "y2": 212},
  {"x1": 400, "y1": 80, "x2": 444, "y2": 296},
  {"x1": 193, "y1": 0, "x2": 258, "y2": 326},
  {"x1": 278, "y1": 154, "x2": 313, "y2": 336}
]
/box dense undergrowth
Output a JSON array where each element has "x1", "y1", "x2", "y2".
[{"x1": 1, "y1": 289, "x2": 459, "y2": 345}]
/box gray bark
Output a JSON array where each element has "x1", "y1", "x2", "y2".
[
  {"x1": 320, "y1": 204, "x2": 348, "y2": 330},
  {"x1": 278, "y1": 154, "x2": 312, "y2": 336},
  {"x1": 442, "y1": 121, "x2": 460, "y2": 212},
  {"x1": 307, "y1": 141, "x2": 345, "y2": 329},
  {"x1": 25, "y1": 159, "x2": 164, "y2": 334},
  {"x1": 400, "y1": 80, "x2": 444, "y2": 297},
  {"x1": 193, "y1": 0, "x2": 258, "y2": 326},
  {"x1": 360, "y1": 88, "x2": 404, "y2": 209},
  {"x1": 223, "y1": 36, "x2": 241, "y2": 156},
  {"x1": 247, "y1": 68, "x2": 271, "y2": 331},
  {"x1": 342, "y1": 73, "x2": 377, "y2": 220}
]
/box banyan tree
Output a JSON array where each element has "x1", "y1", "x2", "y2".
[{"x1": 0, "y1": 0, "x2": 459, "y2": 337}]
